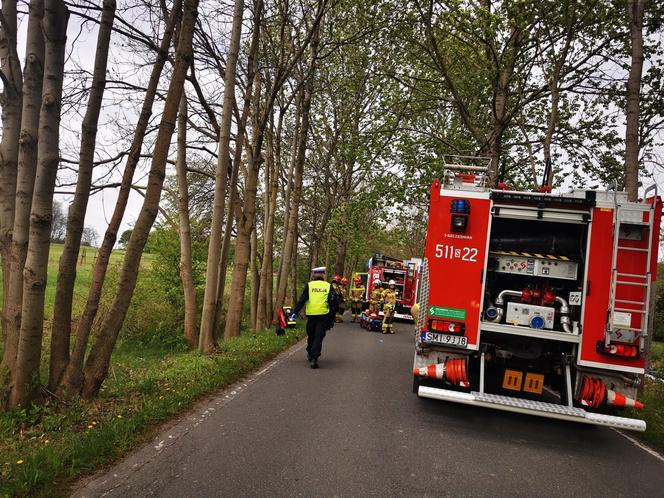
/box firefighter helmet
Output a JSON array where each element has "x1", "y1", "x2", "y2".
[
  {"x1": 354, "y1": 276, "x2": 362, "y2": 284},
  {"x1": 333, "y1": 275, "x2": 342, "y2": 283},
  {"x1": 388, "y1": 279, "x2": 396, "y2": 286},
  {"x1": 341, "y1": 277, "x2": 348, "y2": 284}
]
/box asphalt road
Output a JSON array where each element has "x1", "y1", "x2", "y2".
[{"x1": 74, "y1": 320, "x2": 664, "y2": 497}]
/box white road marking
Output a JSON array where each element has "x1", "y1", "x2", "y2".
[
  {"x1": 75, "y1": 339, "x2": 308, "y2": 497},
  {"x1": 613, "y1": 429, "x2": 664, "y2": 464}
]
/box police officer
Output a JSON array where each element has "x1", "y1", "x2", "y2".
[{"x1": 291, "y1": 267, "x2": 338, "y2": 369}]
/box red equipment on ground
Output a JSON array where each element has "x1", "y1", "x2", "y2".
[
  {"x1": 359, "y1": 311, "x2": 383, "y2": 332},
  {"x1": 275, "y1": 306, "x2": 297, "y2": 336}
]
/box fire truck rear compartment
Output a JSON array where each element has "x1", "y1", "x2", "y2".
[{"x1": 483, "y1": 217, "x2": 588, "y2": 336}]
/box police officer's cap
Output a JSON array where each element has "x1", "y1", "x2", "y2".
[{"x1": 312, "y1": 266, "x2": 327, "y2": 275}]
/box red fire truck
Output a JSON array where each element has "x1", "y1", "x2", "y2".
[
  {"x1": 361, "y1": 254, "x2": 421, "y2": 320},
  {"x1": 412, "y1": 162, "x2": 661, "y2": 431}
]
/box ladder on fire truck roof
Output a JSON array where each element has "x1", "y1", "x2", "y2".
[
  {"x1": 607, "y1": 184, "x2": 658, "y2": 353},
  {"x1": 441, "y1": 155, "x2": 490, "y2": 190}
]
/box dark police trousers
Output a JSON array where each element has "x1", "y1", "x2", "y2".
[{"x1": 306, "y1": 315, "x2": 330, "y2": 359}]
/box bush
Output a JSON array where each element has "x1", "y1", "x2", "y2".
[
  {"x1": 653, "y1": 263, "x2": 664, "y2": 342},
  {"x1": 98, "y1": 258, "x2": 185, "y2": 348},
  {"x1": 97, "y1": 224, "x2": 209, "y2": 347}
]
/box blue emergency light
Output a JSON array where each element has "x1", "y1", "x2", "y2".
[
  {"x1": 450, "y1": 199, "x2": 471, "y2": 214},
  {"x1": 450, "y1": 199, "x2": 470, "y2": 232}
]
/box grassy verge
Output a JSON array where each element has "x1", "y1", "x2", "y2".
[
  {"x1": 632, "y1": 379, "x2": 664, "y2": 452},
  {"x1": 627, "y1": 341, "x2": 664, "y2": 453},
  {"x1": 0, "y1": 327, "x2": 305, "y2": 497}
]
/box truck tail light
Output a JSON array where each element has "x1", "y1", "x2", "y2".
[
  {"x1": 429, "y1": 319, "x2": 465, "y2": 334},
  {"x1": 596, "y1": 342, "x2": 639, "y2": 358}
]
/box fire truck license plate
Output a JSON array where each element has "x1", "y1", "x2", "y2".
[{"x1": 422, "y1": 332, "x2": 468, "y2": 348}]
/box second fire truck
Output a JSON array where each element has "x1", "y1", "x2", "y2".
[{"x1": 355, "y1": 254, "x2": 421, "y2": 320}]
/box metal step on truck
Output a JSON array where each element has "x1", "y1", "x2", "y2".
[{"x1": 412, "y1": 160, "x2": 662, "y2": 431}]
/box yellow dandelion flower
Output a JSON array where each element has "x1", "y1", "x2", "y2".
[
  {"x1": 16, "y1": 460, "x2": 24, "y2": 465},
  {"x1": 87, "y1": 424, "x2": 94, "y2": 429},
  {"x1": 117, "y1": 415, "x2": 123, "y2": 419}
]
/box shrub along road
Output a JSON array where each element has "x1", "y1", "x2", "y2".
[{"x1": 74, "y1": 321, "x2": 664, "y2": 497}]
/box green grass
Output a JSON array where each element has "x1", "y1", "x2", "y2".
[
  {"x1": 632, "y1": 379, "x2": 664, "y2": 453},
  {"x1": 650, "y1": 341, "x2": 664, "y2": 375},
  {"x1": 626, "y1": 341, "x2": 664, "y2": 453},
  {"x1": 0, "y1": 243, "x2": 133, "y2": 320},
  {"x1": 0, "y1": 326, "x2": 305, "y2": 497},
  {"x1": 0, "y1": 242, "x2": 294, "y2": 496}
]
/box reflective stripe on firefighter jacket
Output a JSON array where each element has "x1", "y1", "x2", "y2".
[
  {"x1": 383, "y1": 289, "x2": 397, "y2": 304},
  {"x1": 306, "y1": 280, "x2": 331, "y2": 315},
  {"x1": 370, "y1": 288, "x2": 383, "y2": 303},
  {"x1": 383, "y1": 289, "x2": 397, "y2": 310},
  {"x1": 351, "y1": 286, "x2": 365, "y2": 302}
]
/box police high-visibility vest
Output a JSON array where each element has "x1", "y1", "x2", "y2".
[{"x1": 306, "y1": 280, "x2": 331, "y2": 315}]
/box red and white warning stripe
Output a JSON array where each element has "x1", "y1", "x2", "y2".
[{"x1": 606, "y1": 389, "x2": 644, "y2": 410}]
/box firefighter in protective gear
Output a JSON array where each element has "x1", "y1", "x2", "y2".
[
  {"x1": 291, "y1": 267, "x2": 338, "y2": 369},
  {"x1": 382, "y1": 280, "x2": 398, "y2": 334},
  {"x1": 332, "y1": 275, "x2": 345, "y2": 323},
  {"x1": 340, "y1": 277, "x2": 349, "y2": 320},
  {"x1": 350, "y1": 276, "x2": 365, "y2": 322},
  {"x1": 410, "y1": 303, "x2": 420, "y2": 321},
  {"x1": 369, "y1": 279, "x2": 383, "y2": 315}
]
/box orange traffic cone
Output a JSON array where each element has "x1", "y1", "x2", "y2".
[
  {"x1": 606, "y1": 389, "x2": 644, "y2": 410},
  {"x1": 413, "y1": 359, "x2": 469, "y2": 387},
  {"x1": 413, "y1": 363, "x2": 446, "y2": 379}
]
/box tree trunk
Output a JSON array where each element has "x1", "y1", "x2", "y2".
[
  {"x1": 9, "y1": 0, "x2": 69, "y2": 408},
  {"x1": 264, "y1": 115, "x2": 284, "y2": 325},
  {"x1": 224, "y1": 71, "x2": 263, "y2": 340},
  {"x1": 255, "y1": 117, "x2": 280, "y2": 330},
  {"x1": 224, "y1": 176, "x2": 258, "y2": 339},
  {"x1": 274, "y1": 98, "x2": 300, "y2": 307},
  {"x1": 624, "y1": 0, "x2": 645, "y2": 202},
  {"x1": 48, "y1": 0, "x2": 116, "y2": 391},
  {"x1": 290, "y1": 229, "x2": 298, "y2": 306},
  {"x1": 80, "y1": 0, "x2": 199, "y2": 400},
  {"x1": 175, "y1": 94, "x2": 198, "y2": 347},
  {"x1": 274, "y1": 27, "x2": 320, "y2": 313},
  {"x1": 250, "y1": 225, "x2": 259, "y2": 329},
  {"x1": 60, "y1": 0, "x2": 182, "y2": 396},
  {"x1": 1, "y1": 0, "x2": 43, "y2": 383},
  {"x1": 0, "y1": 0, "x2": 23, "y2": 328},
  {"x1": 211, "y1": 0, "x2": 263, "y2": 341},
  {"x1": 334, "y1": 238, "x2": 347, "y2": 277},
  {"x1": 198, "y1": 0, "x2": 246, "y2": 351},
  {"x1": 212, "y1": 145, "x2": 241, "y2": 339}
]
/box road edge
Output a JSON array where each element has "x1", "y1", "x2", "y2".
[{"x1": 69, "y1": 336, "x2": 307, "y2": 496}]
